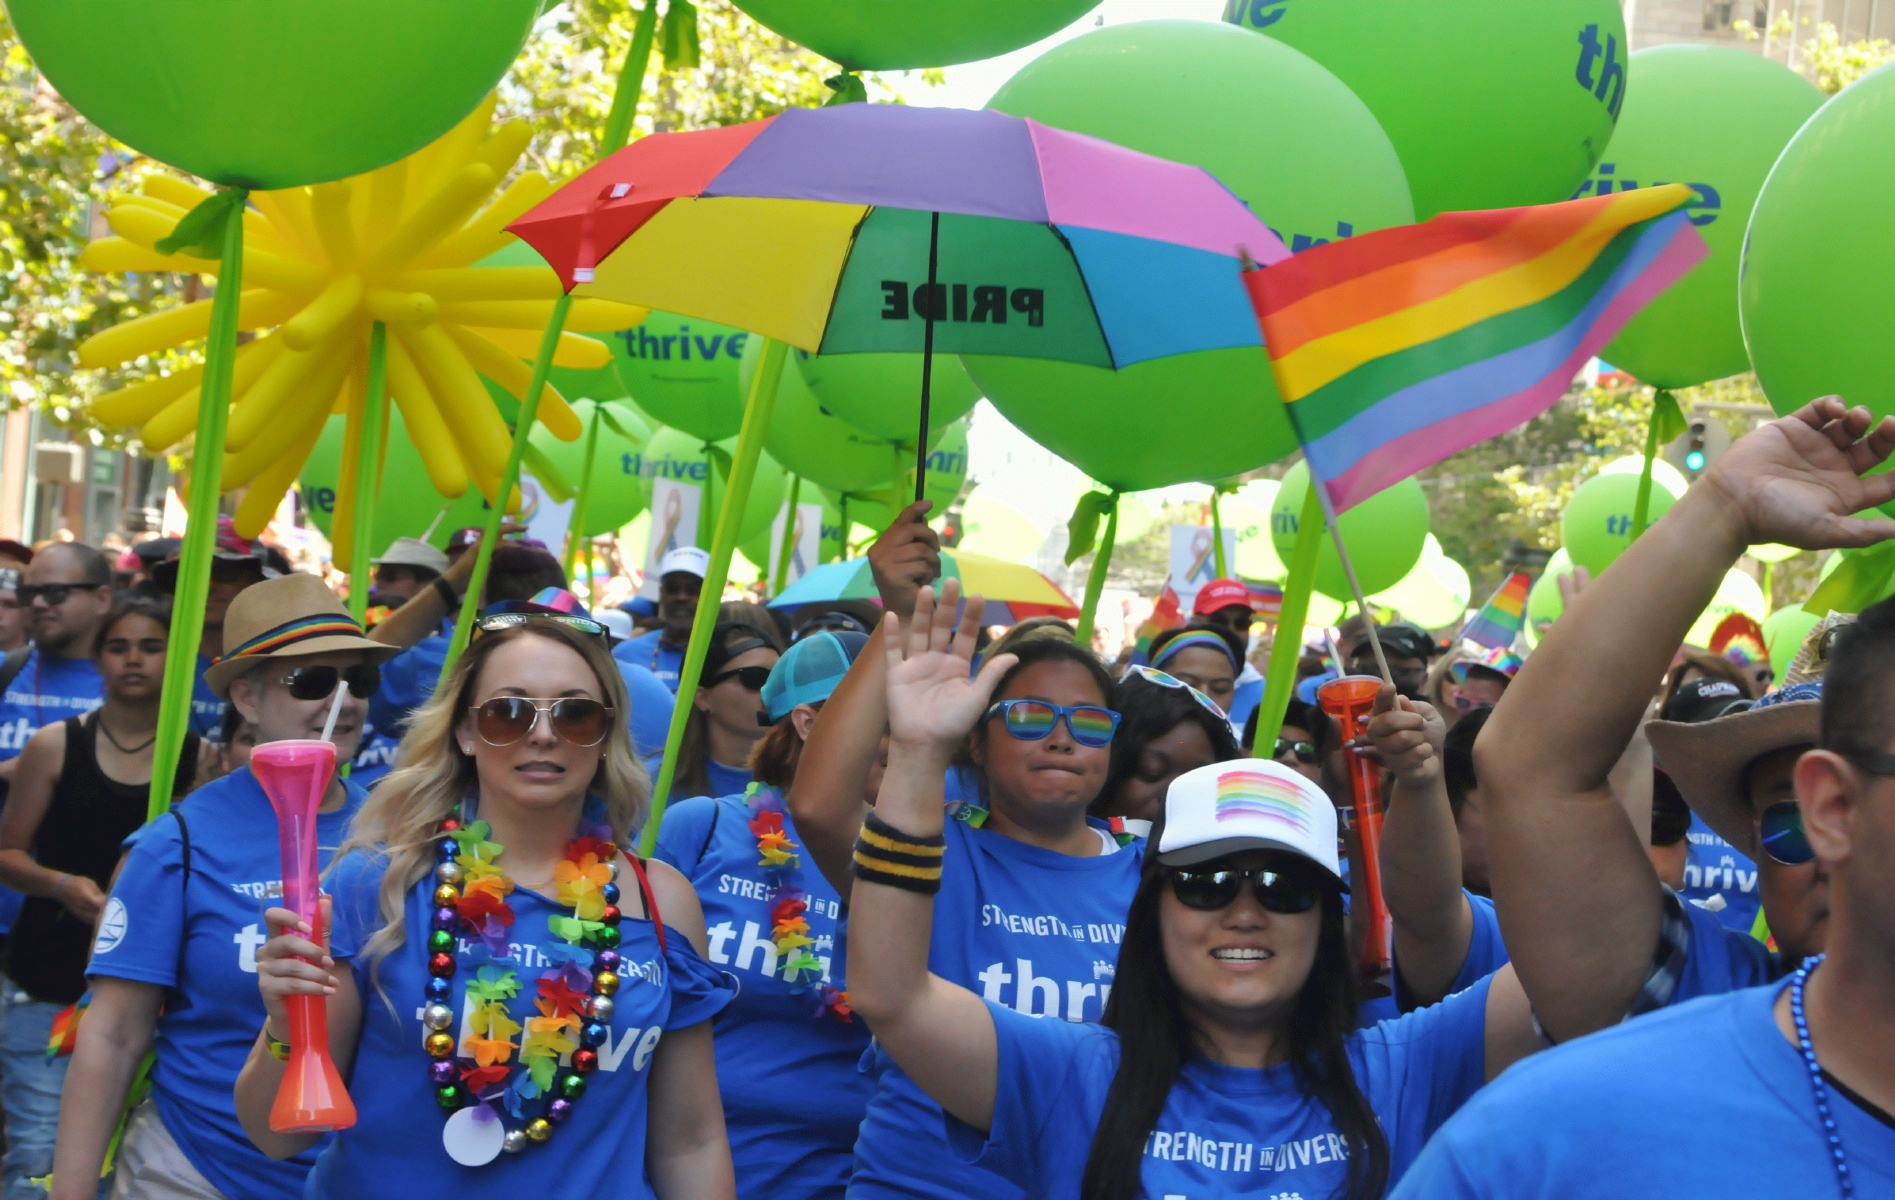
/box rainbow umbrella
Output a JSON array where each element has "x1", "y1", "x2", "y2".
[{"x1": 769, "y1": 549, "x2": 1079, "y2": 626}]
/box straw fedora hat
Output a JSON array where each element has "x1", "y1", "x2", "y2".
[
  {"x1": 203, "y1": 572, "x2": 397, "y2": 698},
  {"x1": 1645, "y1": 682, "x2": 1822, "y2": 862}
]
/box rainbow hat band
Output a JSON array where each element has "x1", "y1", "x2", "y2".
[
  {"x1": 1156, "y1": 759, "x2": 1343, "y2": 883},
  {"x1": 202, "y1": 573, "x2": 397, "y2": 699},
  {"x1": 219, "y1": 614, "x2": 367, "y2": 663},
  {"x1": 1151, "y1": 629, "x2": 1240, "y2": 672}
]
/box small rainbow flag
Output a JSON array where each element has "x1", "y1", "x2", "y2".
[
  {"x1": 1214, "y1": 768, "x2": 1315, "y2": 834},
  {"x1": 1460, "y1": 571, "x2": 1532, "y2": 650},
  {"x1": 1242, "y1": 186, "x2": 1707, "y2": 512}
]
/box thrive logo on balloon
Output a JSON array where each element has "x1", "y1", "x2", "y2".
[
  {"x1": 1571, "y1": 164, "x2": 1722, "y2": 226},
  {"x1": 1222, "y1": 0, "x2": 1289, "y2": 30},
  {"x1": 1214, "y1": 769, "x2": 1314, "y2": 833},
  {"x1": 1575, "y1": 24, "x2": 1628, "y2": 120}
]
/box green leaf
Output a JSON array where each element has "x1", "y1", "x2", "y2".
[
  {"x1": 824, "y1": 72, "x2": 869, "y2": 106},
  {"x1": 521, "y1": 440, "x2": 575, "y2": 503},
  {"x1": 548, "y1": 915, "x2": 605, "y2": 945},
  {"x1": 1065, "y1": 491, "x2": 1116, "y2": 565},
  {"x1": 1804, "y1": 540, "x2": 1895, "y2": 615},
  {"x1": 661, "y1": 0, "x2": 700, "y2": 70},
  {"x1": 466, "y1": 966, "x2": 521, "y2": 1004},
  {"x1": 154, "y1": 188, "x2": 248, "y2": 258},
  {"x1": 1651, "y1": 390, "x2": 1687, "y2": 445}
]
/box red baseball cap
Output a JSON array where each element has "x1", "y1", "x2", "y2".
[{"x1": 1192, "y1": 578, "x2": 1252, "y2": 617}]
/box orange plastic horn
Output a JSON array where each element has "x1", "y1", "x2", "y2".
[{"x1": 1318, "y1": 676, "x2": 1394, "y2": 994}]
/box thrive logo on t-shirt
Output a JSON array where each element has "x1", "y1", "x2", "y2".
[{"x1": 0, "y1": 648, "x2": 103, "y2": 753}]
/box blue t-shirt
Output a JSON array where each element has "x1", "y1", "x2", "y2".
[
  {"x1": 87, "y1": 767, "x2": 367, "y2": 1200},
  {"x1": 646, "y1": 752, "x2": 751, "y2": 802},
  {"x1": 308, "y1": 844, "x2": 736, "y2": 1199},
  {"x1": 188, "y1": 653, "x2": 225, "y2": 738},
  {"x1": 1388, "y1": 981, "x2": 1895, "y2": 1199},
  {"x1": 953, "y1": 974, "x2": 1495, "y2": 1199},
  {"x1": 850, "y1": 814, "x2": 1144, "y2": 1200},
  {"x1": 1396, "y1": 892, "x2": 1510, "y2": 1014},
  {"x1": 1682, "y1": 813, "x2": 1764, "y2": 934},
  {"x1": 1675, "y1": 892, "x2": 1780, "y2": 1004},
  {"x1": 0, "y1": 647, "x2": 100, "y2": 933},
  {"x1": 1227, "y1": 676, "x2": 1264, "y2": 734},
  {"x1": 653, "y1": 790, "x2": 872, "y2": 1200},
  {"x1": 615, "y1": 629, "x2": 685, "y2": 692},
  {"x1": 618, "y1": 660, "x2": 674, "y2": 760},
  {"x1": 349, "y1": 729, "x2": 401, "y2": 790}
]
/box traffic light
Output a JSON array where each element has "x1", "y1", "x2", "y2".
[{"x1": 1662, "y1": 412, "x2": 1731, "y2": 482}]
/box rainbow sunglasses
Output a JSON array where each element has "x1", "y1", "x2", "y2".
[{"x1": 982, "y1": 699, "x2": 1121, "y2": 747}]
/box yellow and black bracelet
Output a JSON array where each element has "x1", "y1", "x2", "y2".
[
  {"x1": 264, "y1": 1025, "x2": 291, "y2": 1062},
  {"x1": 852, "y1": 810, "x2": 947, "y2": 894}
]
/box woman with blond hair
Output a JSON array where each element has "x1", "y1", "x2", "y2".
[{"x1": 236, "y1": 611, "x2": 735, "y2": 1198}]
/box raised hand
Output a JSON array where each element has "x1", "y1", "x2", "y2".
[
  {"x1": 883, "y1": 579, "x2": 1017, "y2": 759},
  {"x1": 1702, "y1": 396, "x2": 1895, "y2": 550},
  {"x1": 868, "y1": 500, "x2": 943, "y2": 620},
  {"x1": 1363, "y1": 682, "x2": 1446, "y2": 788}
]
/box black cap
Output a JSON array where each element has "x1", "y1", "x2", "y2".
[
  {"x1": 1663, "y1": 676, "x2": 1753, "y2": 724},
  {"x1": 1353, "y1": 621, "x2": 1436, "y2": 663}
]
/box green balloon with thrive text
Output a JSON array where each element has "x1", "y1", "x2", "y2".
[
  {"x1": 1562, "y1": 471, "x2": 1676, "y2": 576},
  {"x1": 1269, "y1": 462, "x2": 1429, "y2": 601},
  {"x1": 1229, "y1": 0, "x2": 1623, "y2": 219},
  {"x1": 611, "y1": 312, "x2": 751, "y2": 443},
  {"x1": 970, "y1": 20, "x2": 1413, "y2": 492},
  {"x1": 1592, "y1": 47, "x2": 1822, "y2": 388},
  {"x1": 733, "y1": 0, "x2": 1098, "y2": 70},
  {"x1": 528, "y1": 401, "x2": 651, "y2": 537},
  {"x1": 8, "y1": 0, "x2": 540, "y2": 188},
  {"x1": 847, "y1": 419, "x2": 971, "y2": 534}
]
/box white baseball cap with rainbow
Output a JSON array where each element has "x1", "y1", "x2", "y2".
[{"x1": 1156, "y1": 759, "x2": 1343, "y2": 884}]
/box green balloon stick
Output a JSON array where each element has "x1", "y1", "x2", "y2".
[
  {"x1": 1633, "y1": 390, "x2": 1683, "y2": 540},
  {"x1": 1210, "y1": 490, "x2": 1228, "y2": 580},
  {"x1": 774, "y1": 474, "x2": 803, "y2": 597},
  {"x1": 565, "y1": 405, "x2": 604, "y2": 585},
  {"x1": 348, "y1": 323, "x2": 390, "y2": 626},
  {"x1": 641, "y1": 340, "x2": 789, "y2": 856},
  {"x1": 1252, "y1": 486, "x2": 1324, "y2": 760},
  {"x1": 602, "y1": 1, "x2": 660, "y2": 156},
  {"x1": 1071, "y1": 498, "x2": 1119, "y2": 650},
  {"x1": 149, "y1": 194, "x2": 246, "y2": 820}
]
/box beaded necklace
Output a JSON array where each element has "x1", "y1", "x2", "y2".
[
  {"x1": 1790, "y1": 955, "x2": 1854, "y2": 1199},
  {"x1": 423, "y1": 814, "x2": 629, "y2": 1167},
  {"x1": 744, "y1": 784, "x2": 851, "y2": 1021}
]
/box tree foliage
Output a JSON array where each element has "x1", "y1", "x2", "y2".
[{"x1": 1735, "y1": 14, "x2": 1895, "y2": 94}]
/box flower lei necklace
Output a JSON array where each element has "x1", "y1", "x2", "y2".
[
  {"x1": 744, "y1": 784, "x2": 851, "y2": 1022},
  {"x1": 422, "y1": 812, "x2": 627, "y2": 1166}
]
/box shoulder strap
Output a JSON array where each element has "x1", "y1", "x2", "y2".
[
  {"x1": 0, "y1": 645, "x2": 30, "y2": 694},
  {"x1": 171, "y1": 808, "x2": 191, "y2": 893},
  {"x1": 625, "y1": 854, "x2": 665, "y2": 955},
  {"x1": 694, "y1": 801, "x2": 722, "y2": 868}
]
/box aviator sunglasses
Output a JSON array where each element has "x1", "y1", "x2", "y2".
[
  {"x1": 475, "y1": 612, "x2": 608, "y2": 640},
  {"x1": 1168, "y1": 864, "x2": 1323, "y2": 914},
  {"x1": 279, "y1": 663, "x2": 382, "y2": 701},
  {"x1": 982, "y1": 699, "x2": 1121, "y2": 747},
  {"x1": 470, "y1": 696, "x2": 615, "y2": 748}
]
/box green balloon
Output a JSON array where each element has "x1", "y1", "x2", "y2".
[
  {"x1": 746, "y1": 340, "x2": 907, "y2": 494},
  {"x1": 971, "y1": 21, "x2": 1413, "y2": 491},
  {"x1": 9, "y1": 1, "x2": 538, "y2": 189},
  {"x1": 1524, "y1": 548, "x2": 1574, "y2": 649},
  {"x1": 637, "y1": 425, "x2": 786, "y2": 547},
  {"x1": 1763, "y1": 605, "x2": 1820, "y2": 681},
  {"x1": 528, "y1": 401, "x2": 651, "y2": 538},
  {"x1": 739, "y1": 492, "x2": 847, "y2": 578},
  {"x1": 612, "y1": 311, "x2": 752, "y2": 442},
  {"x1": 1561, "y1": 471, "x2": 1677, "y2": 576},
  {"x1": 794, "y1": 351, "x2": 980, "y2": 442},
  {"x1": 300, "y1": 411, "x2": 490, "y2": 558},
  {"x1": 733, "y1": 0, "x2": 1098, "y2": 70},
  {"x1": 1269, "y1": 461, "x2": 1429, "y2": 601},
  {"x1": 1742, "y1": 60, "x2": 1895, "y2": 511},
  {"x1": 1590, "y1": 47, "x2": 1823, "y2": 388},
  {"x1": 1231, "y1": 0, "x2": 1622, "y2": 220},
  {"x1": 848, "y1": 419, "x2": 971, "y2": 533}
]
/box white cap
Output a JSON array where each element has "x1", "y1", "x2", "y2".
[
  {"x1": 596, "y1": 609, "x2": 634, "y2": 642},
  {"x1": 371, "y1": 537, "x2": 449, "y2": 574},
  {"x1": 1156, "y1": 760, "x2": 1343, "y2": 883},
  {"x1": 658, "y1": 546, "x2": 710, "y2": 579}
]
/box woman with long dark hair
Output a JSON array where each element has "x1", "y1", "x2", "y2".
[
  {"x1": 847, "y1": 588, "x2": 1543, "y2": 1200},
  {"x1": 661, "y1": 621, "x2": 780, "y2": 801}
]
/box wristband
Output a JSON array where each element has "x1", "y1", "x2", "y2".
[
  {"x1": 851, "y1": 810, "x2": 946, "y2": 895},
  {"x1": 263, "y1": 1025, "x2": 291, "y2": 1062},
  {"x1": 431, "y1": 576, "x2": 460, "y2": 610}
]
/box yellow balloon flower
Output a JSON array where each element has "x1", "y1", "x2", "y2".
[{"x1": 77, "y1": 94, "x2": 648, "y2": 556}]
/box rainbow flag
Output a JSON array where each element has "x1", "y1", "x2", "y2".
[
  {"x1": 1243, "y1": 186, "x2": 1707, "y2": 512},
  {"x1": 1460, "y1": 571, "x2": 1531, "y2": 650}
]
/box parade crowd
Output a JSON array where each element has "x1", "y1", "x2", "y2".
[{"x1": 0, "y1": 396, "x2": 1888, "y2": 1199}]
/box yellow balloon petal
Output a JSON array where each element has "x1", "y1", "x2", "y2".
[
  {"x1": 364, "y1": 163, "x2": 496, "y2": 280},
  {"x1": 444, "y1": 324, "x2": 581, "y2": 442},
  {"x1": 394, "y1": 266, "x2": 560, "y2": 302},
  {"x1": 91, "y1": 361, "x2": 204, "y2": 427},
  {"x1": 415, "y1": 173, "x2": 551, "y2": 269}
]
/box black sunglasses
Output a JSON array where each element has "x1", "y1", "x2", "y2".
[
  {"x1": 1168, "y1": 865, "x2": 1323, "y2": 914},
  {"x1": 278, "y1": 663, "x2": 382, "y2": 701},
  {"x1": 1273, "y1": 737, "x2": 1318, "y2": 764},
  {"x1": 707, "y1": 665, "x2": 772, "y2": 692},
  {"x1": 17, "y1": 582, "x2": 106, "y2": 607}
]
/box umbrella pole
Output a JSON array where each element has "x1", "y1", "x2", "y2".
[
  {"x1": 565, "y1": 405, "x2": 603, "y2": 588},
  {"x1": 1072, "y1": 497, "x2": 1119, "y2": 649},
  {"x1": 440, "y1": 293, "x2": 573, "y2": 681},
  {"x1": 347, "y1": 322, "x2": 390, "y2": 626},
  {"x1": 914, "y1": 211, "x2": 940, "y2": 503},
  {"x1": 774, "y1": 474, "x2": 802, "y2": 596},
  {"x1": 1210, "y1": 489, "x2": 1228, "y2": 579},
  {"x1": 149, "y1": 192, "x2": 246, "y2": 820},
  {"x1": 640, "y1": 339, "x2": 789, "y2": 856},
  {"x1": 1252, "y1": 485, "x2": 1324, "y2": 758}
]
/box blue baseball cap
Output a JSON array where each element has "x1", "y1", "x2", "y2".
[{"x1": 760, "y1": 630, "x2": 867, "y2": 723}]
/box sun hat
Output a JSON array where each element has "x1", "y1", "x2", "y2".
[
  {"x1": 371, "y1": 536, "x2": 449, "y2": 575},
  {"x1": 1646, "y1": 681, "x2": 1821, "y2": 861},
  {"x1": 1192, "y1": 578, "x2": 1252, "y2": 617},
  {"x1": 760, "y1": 630, "x2": 867, "y2": 723},
  {"x1": 203, "y1": 572, "x2": 398, "y2": 698},
  {"x1": 1156, "y1": 759, "x2": 1344, "y2": 884},
  {"x1": 1451, "y1": 645, "x2": 1523, "y2": 683},
  {"x1": 659, "y1": 546, "x2": 710, "y2": 579}
]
